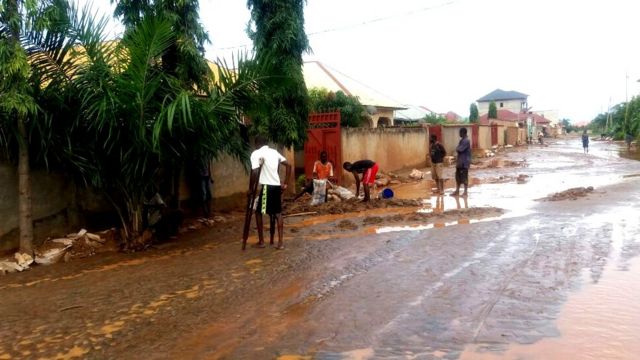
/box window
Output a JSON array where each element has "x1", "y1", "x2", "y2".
[{"x1": 500, "y1": 102, "x2": 504, "y2": 108}]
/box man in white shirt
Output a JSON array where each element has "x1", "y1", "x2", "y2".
[{"x1": 248, "y1": 136, "x2": 292, "y2": 249}]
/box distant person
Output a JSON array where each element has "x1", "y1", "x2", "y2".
[
  {"x1": 452, "y1": 128, "x2": 471, "y2": 197},
  {"x1": 538, "y1": 131, "x2": 544, "y2": 145},
  {"x1": 429, "y1": 134, "x2": 446, "y2": 195},
  {"x1": 343, "y1": 159, "x2": 378, "y2": 202},
  {"x1": 581, "y1": 130, "x2": 589, "y2": 154},
  {"x1": 294, "y1": 150, "x2": 335, "y2": 201},
  {"x1": 196, "y1": 157, "x2": 213, "y2": 218},
  {"x1": 248, "y1": 137, "x2": 291, "y2": 250},
  {"x1": 626, "y1": 132, "x2": 634, "y2": 151}
]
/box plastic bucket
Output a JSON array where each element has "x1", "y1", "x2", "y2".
[{"x1": 382, "y1": 188, "x2": 394, "y2": 199}]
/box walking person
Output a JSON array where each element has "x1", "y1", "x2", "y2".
[
  {"x1": 582, "y1": 130, "x2": 590, "y2": 154},
  {"x1": 429, "y1": 134, "x2": 446, "y2": 195},
  {"x1": 248, "y1": 137, "x2": 291, "y2": 250},
  {"x1": 343, "y1": 159, "x2": 378, "y2": 202},
  {"x1": 196, "y1": 157, "x2": 213, "y2": 218},
  {"x1": 626, "y1": 132, "x2": 634, "y2": 151},
  {"x1": 451, "y1": 128, "x2": 471, "y2": 197}
]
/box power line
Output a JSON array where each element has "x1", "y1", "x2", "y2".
[{"x1": 212, "y1": 0, "x2": 457, "y2": 51}]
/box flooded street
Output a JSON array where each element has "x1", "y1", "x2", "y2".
[{"x1": 1, "y1": 139, "x2": 640, "y2": 359}]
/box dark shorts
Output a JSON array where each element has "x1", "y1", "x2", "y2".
[
  {"x1": 455, "y1": 168, "x2": 468, "y2": 185},
  {"x1": 256, "y1": 185, "x2": 282, "y2": 215}
]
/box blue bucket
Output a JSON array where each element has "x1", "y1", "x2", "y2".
[{"x1": 382, "y1": 188, "x2": 394, "y2": 199}]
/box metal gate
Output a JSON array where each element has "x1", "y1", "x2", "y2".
[
  {"x1": 304, "y1": 112, "x2": 342, "y2": 184},
  {"x1": 491, "y1": 124, "x2": 499, "y2": 146}
]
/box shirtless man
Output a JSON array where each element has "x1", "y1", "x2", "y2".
[{"x1": 343, "y1": 159, "x2": 378, "y2": 202}]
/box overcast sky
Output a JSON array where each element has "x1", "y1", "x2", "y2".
[{"x1": 94, "y1": 0, "x2": 640, "y2": 122}]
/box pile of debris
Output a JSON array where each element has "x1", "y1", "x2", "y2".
[
  {"x1": 286, "y1": 197, "x2": 422, "y2": 216},
  {"x1": 0, "y1": 228, "x2": 117, "y2": 274},
  {"x1": 543, "y1": 186, "x2": 594, "y2": 201}
]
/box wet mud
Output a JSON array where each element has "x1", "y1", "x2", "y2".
[{"x1": 2, "y1": 138, "x2": 640, "y2": 360}]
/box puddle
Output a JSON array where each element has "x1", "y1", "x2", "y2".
[{"x1": 460, "y1": 208, "x2": 640, "y2": 360}]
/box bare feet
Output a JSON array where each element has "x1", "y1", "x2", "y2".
[
  {"x1": 450, "y1": 191, "x2": 459, "y2": 197},
  {"x1": 461, "y1": 192, "x2": 468, "y2": 197},
  {"x1": 275, "y1": 244, "x2": 285, "y2": 250},
  {"x1": 251, "y1": 243, "x2": 266, "y2": 248}
]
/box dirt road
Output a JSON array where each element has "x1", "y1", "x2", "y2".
[{"x1": 1, "y1": 138, "x2": 639, "y2": 360}]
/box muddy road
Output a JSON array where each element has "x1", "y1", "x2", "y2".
[{"x1": 1, "y1": 138, "x2": 640, "y2": 360}]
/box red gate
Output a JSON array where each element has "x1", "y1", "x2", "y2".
[
  {"x1": 429, "y1": 125, "x2": 442, "y2": 143},
  {"x1": 304, "y1": 112, "x2": 342, "y2": 184},
  {"x1": 491, "y1": 123, "x2": 499, "y2": 146}
]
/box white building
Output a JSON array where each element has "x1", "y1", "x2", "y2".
[{"x1": 477, "y1": 89, "x2": 528, "y2": 115}]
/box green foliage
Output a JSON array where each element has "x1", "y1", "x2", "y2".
[
  {"x1": 424, "y1": 113, "x2": 447, "y2": 124},
  {"x1": 247, "y1": 0, "x2": 310, "y2": 147},
  {"x1": 560, "y1": 118, "x2": 575, "y2": 133},
  {"x1": 112, "y1": 0, "x2": 211, "y2": 89},
  {"x1": 469, "y1": 103, "x2": 478, "y2": 123},
  {"x1": 590, "y1": 97, "x2": 640, "y2": 140},
  {"x1": 308, "y1": 87, "x2": 366, "y2": 127},
  {"x1": 488, "y1": 101, "x2": 497, "y2": 119}
]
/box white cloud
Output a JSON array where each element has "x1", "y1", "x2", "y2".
[{"x1": 93, "y1": 0, "x2": 640, "y2": 121}]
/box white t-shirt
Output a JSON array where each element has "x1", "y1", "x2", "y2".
[{"x1": 250, "y1": 146, "x2": 286, "y2": 186}]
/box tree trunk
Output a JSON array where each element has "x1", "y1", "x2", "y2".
[{"x1": 18, "y1": 117, "x2": 34, "y2": 254}]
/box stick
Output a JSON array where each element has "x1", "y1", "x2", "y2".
[
  {"x1": 242, "y1": 166, "x2": 261, "y2": 250},
  {"x1": 284, "y1": 211, "x2": 318, "y2": 218}
]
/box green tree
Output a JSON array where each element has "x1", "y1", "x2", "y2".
[
  {"x1": 560, "y1": 118, "x2": 574, "y2": 133},
  {"x1": 112, "y1": 0, "x2": 210, "y2": 88},
  {"x1": 469, "y1": 103, "x2": 479, "y2": 123},
  {"x1": 247, "y1": 0, "x2": 310, "y2": 147},
  {"x1": 424, "y1": 113, "x2": 447, "y2": 124},
  {"x1": 488, "y1": 101, "x2": 498, "y2": 119},
  {"x1": 70, "y1": 16, "x2": 263, "y2": 246},
  {"x1": 308, "y1": 88, "x2": 366, "y2": 127},
  {"x1": 0, "y1": 0, "x2": 85, "y2": 253}
]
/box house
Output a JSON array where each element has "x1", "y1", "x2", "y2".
[
  {"x1": 443, "y1": 111, "x2": 463, "y2": 123},
  {"x1": 394, "y1": 105, "x2": 436, "y2": 125},
  {"x1": 477, "y1": 89, "x2": 529, "y2": 115},
  {"x1": 303, "y1": 61, "x2": 406, "y2": 128}
]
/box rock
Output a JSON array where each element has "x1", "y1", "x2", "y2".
[
  {"x1": 86, "y1": 233, "x2": 104, "y2": 243},
  {"x1": 213, "y1": 216, "x2": 226, "y2": 223},
  {"x1": 14, "y1": 253, "x2": 34, "y2": 268},
  {"x1": 52, "y1": 238, "x2": 74, "y2": 246},
  {"x1": 444, "y1": 156, "x2": 456, "y2": 166},
  {"x1": 375, "y1": 177, "x2": 390, "y2": 187},
  {"x1": 0, "y1": 260, "x2": 24, "y2": 274},
  {"x1": 35, "y1": 247, "x2": 69, "y2": 265},
  {"x1": 389, "y1": 180, "x2": 401, "y2": 185},
  {"x1": 409, "y1": 169, "x2": 424, "y2": 180}
]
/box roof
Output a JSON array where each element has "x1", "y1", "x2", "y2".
[
  {"x1": 395, "y1": 105, "x2": 435, "y2": 120},
  {"x1": 303, "y1": 61, "x2": 406, "y2": 110},
  {"x1": 444, "y1": 111, "x2": 462, "y2": 122},
  {"x1": 478, "y1": 109, "x2": 551, "y2": 125},
  {"x1": 477, "y1": 89, "x2": 528, "y2": 102}
]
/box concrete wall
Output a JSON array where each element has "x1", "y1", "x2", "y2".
[
  {"x1": 478, "y1": 126, "x2": 492, "y2": 149},
  {"x1": 441, "y1": 125, "x2": 473, "y2": 156},
  {"x1": 367, "y1": 108, "x2": 395, "y2": 128},
  {"x1": 0, "y1": 163, "x2": 75, "y2": 251},
  {"x1": 341, "y1": 127, "x2": 429, "y2": 183}
]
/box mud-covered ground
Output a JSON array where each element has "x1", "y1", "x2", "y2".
[{"x1": 1, "y1": 137, "x2": 640, "y2": 360}]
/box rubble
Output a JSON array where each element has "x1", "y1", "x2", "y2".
[
  {"x1": 409, "y1": 169, "x2": 425, "y2": 180},
  {"x1": 542, "y1": 186, "x2": 595, "y2": 201}
]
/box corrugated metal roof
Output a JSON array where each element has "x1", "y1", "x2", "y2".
[
  {"x1": 477, "y1": 89, "x2": 528, "y2": 102},
  {"x1": 303, "y1": 61, "x2": 406, "y2": 110},
  {"x1": 395, "y1": 105, "x2": 435, "y2": 120}
]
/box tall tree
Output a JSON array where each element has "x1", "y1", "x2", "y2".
[
  {"x1": 488, "y1": 101, "x2": 498, "y2": 119},
  {"x1": 469, "y1": 103, "x2": 479, "y2": 123},
  {"x1": 308, "y1": 88, "x2": 366, "y2": 127},
  {"x1": 0, "y1": 0, "x2": 81, "y2": 253},
  {"x1": 112, "y1": 0, "x2": 210, "y2": 88},
  {"x1": 247, "y1": 0, "x2": 310, "y2": 147}
]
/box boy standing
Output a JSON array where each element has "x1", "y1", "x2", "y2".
[
  {"x1": 429, "y1": 134, "x2": 446, "y2": 195},
  {"x1": 582, "y1": 130, "x2": 589, "y2": 154},
  {"x1": 452, "y1": 128, "x2": 471, "y2": 197},
  {"x1": 248, "y1": 137, "x2": 291, "y2": 250}
]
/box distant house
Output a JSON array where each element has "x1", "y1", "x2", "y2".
[
  {"x1": 303, "y1": 61, "x2": 406, "y2": 128},
  {"x1": 477, "y1": 89, "x2": 529, "y2": 115},
  {"x1": 443, "y1": 111, "x2": 463, "y2": 123},
  {"x1": 394, "y1": 105, "x2": 436, "y2": 124}
]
